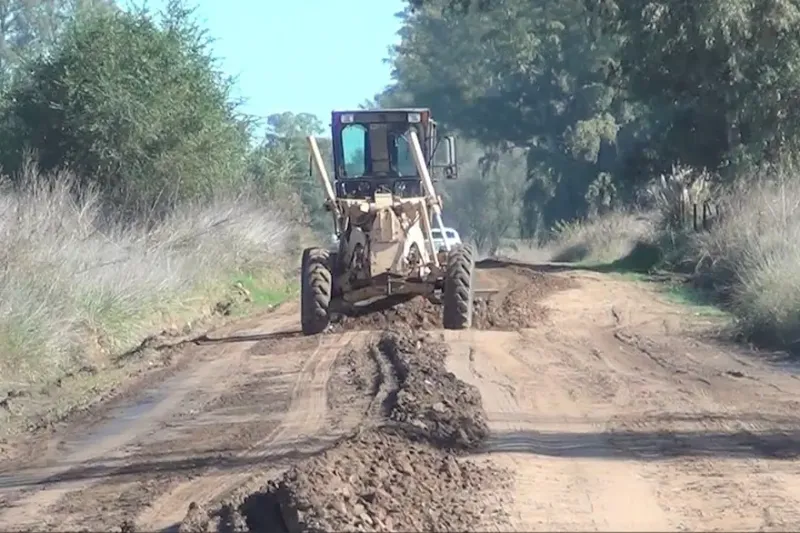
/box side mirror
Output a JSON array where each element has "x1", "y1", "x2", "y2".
[
  {"x1": 444, "y1": 136, "x2": 458, "y2": 179},
  {"x1": 308, "y1": 154, "x2": 313, "y2": 178}
]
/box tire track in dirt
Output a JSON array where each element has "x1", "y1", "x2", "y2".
[
  {"x1": 0, "y1": 312, "x2": 284, "y2": 532},
  {"x1": 446, "y1": 330, "x2": 672, "y2": 531},
  {"x1": 135, "y1": 330, "x2": 365, "y2": 531},
  {"x1": 0, "y1": 306, "x2": 371, "y2": 532}
]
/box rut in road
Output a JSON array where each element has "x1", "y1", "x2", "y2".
[{"x1": 134, "y1": 330, "x2": 364, "y2": 531}]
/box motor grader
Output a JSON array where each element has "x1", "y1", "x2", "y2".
[{"x1": 301, "y1": 108, "x2": 476, "y2": 335}]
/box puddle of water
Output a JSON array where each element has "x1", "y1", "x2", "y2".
[
  {"x1": 60, "y1": 390, "x2": 163, "y2": 460},
  {"x1": 0, "y1": 372, "x2": 189, "y2": 492}
]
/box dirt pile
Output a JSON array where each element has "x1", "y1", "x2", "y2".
[
  {"x1": 331, "y1": 265, "x2": 567, "y2": 332},
  {"x1": 243, "y1": 430, "x2": 507, "y2": 533},
  {"x1": 379, "y1": 328, "x2": 488, "y2": 448},
  {"x1": 330, "y1": 296, "x2": 444, "y2": 331},
  {"x1": 178, "y1": 329, "x2": 509, "y2": 532}
]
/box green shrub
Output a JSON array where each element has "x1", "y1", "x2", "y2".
[{"x1": 0, "y1": 0, "x2": 248, "y2": 217}]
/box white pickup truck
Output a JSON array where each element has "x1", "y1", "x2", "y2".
[
  {"x1": 431, "y1": 226, "x2": 462, "y2": 251},
  {"x1": 330, "y1": 227, "x2": 462, "y2": 252}
]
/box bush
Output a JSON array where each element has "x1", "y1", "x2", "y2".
[
  {"x1": 0, "y1": 162, "x2": 295, "y2": 393},
  {"x1": 683, "y1": 161, "x2": 800, "y2": 346},
  {"x1": 0, "y1": 0, "x2": 248, "y2": 217},
  {"x1": 545, "y1": 211, "x2": 657, "y2": 265}
]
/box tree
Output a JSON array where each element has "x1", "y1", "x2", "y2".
[
  {"x1": 386, "y1": 0, "x2": 639, "y2": 234},
  {"x1": 246, "y1": 111, "x2": 332, "y2": 233},
  {"x1": 441, "y1": 141, "x2": 527, "y2": 253},
  {"x1": 0, "y1": 0, "x2": 247, "y2": 216},
  {"x1": 607, "y1": 0, "x2": 800, "y2": 174},
  {"x1": 0, "y1": 0, "x2": 80, "y2": 93}
]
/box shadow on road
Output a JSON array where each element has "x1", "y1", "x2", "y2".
[
  {"x1": 193, "y1": 329, "x2": 304, "y2": 345},
  {"x1": 476, "y1": 258, "x2": 577, "y2": 273},
  {"x1": 0, "y1": 435, "x2": 342, "y2": 491},
  {"x1": 477, "y1": 428, "x2": 800, "y2": 460}
]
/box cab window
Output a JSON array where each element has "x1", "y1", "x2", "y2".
[
  {"x1": 341, "y1": 124, "x2": 367, "y2": 177},
  {"x1": 389, "y1": 129, "x2": 418, "y2": 177}
]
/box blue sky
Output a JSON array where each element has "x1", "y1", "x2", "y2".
[{"x1": 139, "y1": 0, "x2": 406, "y2": 129}]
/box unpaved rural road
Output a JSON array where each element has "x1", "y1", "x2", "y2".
[{"x1": 2, "y1": 260, "x2": 800, "y2": 532}]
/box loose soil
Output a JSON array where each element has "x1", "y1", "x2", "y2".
[
  {"x1": 332, "y1": 260, "x2": 573, "y2": 332},
  {"x1": 178, "y1": 328, "x2": 510, "y2": 532}
]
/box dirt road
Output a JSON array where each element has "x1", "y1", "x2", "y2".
[
  {"x1": 447, "y1": 265, "x2": 800, "y2": 531},
  {"x1": 1, "y1": 260, "x2": 800, "y2": 531}
]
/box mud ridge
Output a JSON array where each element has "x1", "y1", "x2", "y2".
[
  {"x1": 377, "y1": 327, "x2": 489, "y2": 449},
  {"x1": 178, "y1": 328, "x2": 508, "y2": 533},
  {"x1": 329, "y1": 294, "x2": 547, "y2": 332}
]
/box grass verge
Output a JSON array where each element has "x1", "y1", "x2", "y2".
[
  {"x1": 0, "y1": 167, "x2": 304, "y2": 441},
  {"x1": 679, "y1": 165, "x2": 800, "y2": 349}
]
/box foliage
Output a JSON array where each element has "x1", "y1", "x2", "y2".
[
  {"x1": 0, "y1": 161, "x2": 296, "y2": 400},
  {"x1": 439, "y1": 141, "x2": 526, "y2": 253},
  {"x1": 0, "y1": 0, "x2": 314, "y2": 420},
  {"x1": 0, "y1": 0, "x2": 248, "y2": 217},
  {"x1": 391, "y1": 0, "x2": 800, "y2": 238},
  {"x1": 608, "y1": 0, "x2": 800, "y2": 173},
  {"x1": 389, "y1": 0, "x2": 633, "y2": 235},
  {"x1": 246, "y1": 111, "x2": 333, "y2": 234}
]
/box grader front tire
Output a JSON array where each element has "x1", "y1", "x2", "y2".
[
  {"x1": 442, "y1": 243, "x2": 476, "y2": 330},
  {"x1": 301, "y1": 247, "x2": 332, "y2": 335}
]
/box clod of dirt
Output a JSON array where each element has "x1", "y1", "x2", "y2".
[
  {"x1": 178, "y1": 502, "x2": 211, "y2": 533},
  {"x1": 118, "y1": 519, "x2": 137, "y2": 533},
  {"x1": 379, "y1": 328, "x2": 489, "y2": 449},
  {"x1": 240, "y1": 430, "x2": 507, "y2": 533}
]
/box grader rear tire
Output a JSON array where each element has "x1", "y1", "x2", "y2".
[
  {"x1": 443, "y1": 243, "x2": 476, "y2": 330},
  {"x1": 301, "y1": 247, "x2": 332, "y2": 335}
]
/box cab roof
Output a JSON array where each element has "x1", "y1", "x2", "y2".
[{"x1": 332, "y1": 108, "x2": 430, "y2": 115}]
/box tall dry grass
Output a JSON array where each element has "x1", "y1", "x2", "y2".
[
  {"x1": 512, "y1": 160, "x2": 800, "y2": 349},
  {"x1": 546, "y1": 210, "x2": 658, "y2": 264},
  {"x1": 0, "y1": 163, "x2": 296, "y2": 393},
  {"x1": 495, "y1": 210, "x2": 658, "y2": 266},
  {"x1": 685, "y1": 163, "x2": 800, "y2": 345}
]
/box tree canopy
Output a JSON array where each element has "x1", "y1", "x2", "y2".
[{"x1": 383, "y1": 0, "x2": 800, "y2": 239}]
